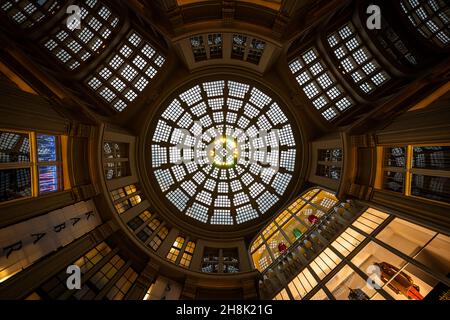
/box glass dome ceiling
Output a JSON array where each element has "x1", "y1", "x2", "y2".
[{"x1": 150, "y1": 80, "x2": 298, "y2": 225}]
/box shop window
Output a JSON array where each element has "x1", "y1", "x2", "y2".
[
  {"x1": 375, "y1": 218, "x2": 437, "y2": 257},
  {"x1": 1, "y1": 0, "x2": 60, "y2": 29},
  {"x1": 41, "y1": 0, "x2": 120, "y2": 70},
  {"x1": 309, "y1": 248, "x2": 342, "y2": 280},
  {"x1": 103, "y1": 142, "x2": 129, "y2": 180},
  {"x1": 381, "y1": 145, "x2": 450, "y2": 203},
  {"x1": 400, "y1": 0, "x2": 450, "y2": 48},
  {"x1": 269, "y1": 206, "x2": 449, "y2": 300},
  {"x1": 325, "y1": 264, "x2": 377, "y2": 300},
  {"x1": 327, "y1": 22, "x2": 391, "y2": 94},
  {"x1": 110, "y1": 184, "x2": 142, "y2": 214},
  {"x1": 105, "y1": 267, "x2": 138, "y2": 300},
  {"x1": 86, "y1": 30, "x2": 165, "y2": 112},
  {"x1": 0, "y1": 130, "x2": 64, "y2": 203},
  {"x1": 273, "y1": 289, "x2": 290, "y2": 300},
  {"x1": 289, "y1": 48, "x2": 354, "y2": 121},
  {"x1": 287, "y1": 268, "x2": 318, "y2": 300},
  {"x1": 351, "y1": 241, "x2": 435, "y2": 300},
  {"x1": 310, "y1": 289, "x2": 329, "y2": 300},
  {"x1": 250, "y1": 188, "x2": 339, "y2": 272}
]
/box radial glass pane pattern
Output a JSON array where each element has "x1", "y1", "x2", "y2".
[{"x1": 150, "y1": 80, "x2": 298, "y2": 225}]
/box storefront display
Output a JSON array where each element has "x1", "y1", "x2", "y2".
[{"x1": 375, "y1": 262, "x2": 423, "y2": 300}]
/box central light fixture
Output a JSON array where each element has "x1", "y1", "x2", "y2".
[
  {"x1": 209, "y1": 135, "x2": 239, "y2": 168},
  {"x1": 208, "y1": 135, "x2": 239, "y2": 169}
]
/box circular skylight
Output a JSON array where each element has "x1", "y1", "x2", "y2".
[{"x1": 150, "y1": 80, "x2": 297, "y2": 225}]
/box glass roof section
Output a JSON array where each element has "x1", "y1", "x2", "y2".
[{"x1": 150, "y1": 80, "x2": 298, "y2": 225}]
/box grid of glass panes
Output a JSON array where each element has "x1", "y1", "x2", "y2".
[
  {"x1": 247, "y1": 38, "x2": 266, "y2": 64},
  {"x1": 289, "y1": 47, "x2": 354, "y2": 121},
  {"x1": 179, "y1": 241, "x2": 195, "y2": 268},
  {"x1": 104, "y1": 142, "x2": 129, "y2": 180},
  {"x1": 190, "y1": 35, "x2": 207, "y2": 61},
  {"x1": 0, "y1": 130, "x2": 62, "y2": 203},
  {"x1": 231, "y1": 34, "x2": 247, "y2": 60},
  {"x1": 151, "y1": 80, "x2": 297, "y2": 225},
  {"x1": 327, "y1": 22, "x2": 391, "y2": 94},
  {"x1": 382, "y1": 145, "x2": 450, "y2": 203},
  {"x1": 250, "y1": 188, "x2": 339, "y2": 272},
  {"x1": 127, "y1": 210, "x2": 152, "y2": 231},
  {"x1": 231, "y1": 34, "x2": 266, "y2": 64},
  {"x1": 289, "y1": 209, "x2": 449, "y2": 301},
  {"x1": 166, "y1": 236, "x2": 184, "y2": 263},
  {"x1": 0, "y1": 0, "x2": 60, "y2": 29},
  {"x1": 276, "y1": 208, "x2": 390, "y2": 300},
  {"x1": 400, "y1": 0, "x2": 450, "y2": 48},
  {"x1": 74, "y1": 242, "x2": 112, "y2": 274},
  {"x1": 41, "y1": 0, "x2": 120, "y2": 70},
  {"x1": 318, "y1": 149, "x2": 343, "y2": 162},
  {"x1": 316, "y1": 164, "x2": 341, "y2": 180},
  {"x1": 86, "y1": 30, "x2": 165, "y2": 112},
  {"x1": 105, "y1": 267, "x2": 138, "y2": 300},
  {"x1": 110, "y1": 184, "x2": 142, "y2": 214},
  {"x1": 208, "y1": 33, "x2": 222, "y2": 59},
  {"x1": 148, "y1": 226, "x2": 169, "y2": 251},
  {"x1": 89, "y1": 254, "x2": 125, "y2": 290}
]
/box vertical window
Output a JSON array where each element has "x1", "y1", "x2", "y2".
[
  {"x1": 105, "y1": 267, "x2": 138, "y2": 300},
  {"x1": 148, "y1": 226, "x2": 169, "y2": 251},
  {"x1": 36, "y1": 134, "x2": 61, "y2": 194},
  {"x1": 381, "y1": 145, "x2": 450, "y2": 203},
  {"x1": 231, "y1": 34, "x2": 266, "y2": 64},
  {"x1": 400, "y1": 0, "x2": 450, "y2": 48},
  {"x1": 127, "y1": 210, "x2": 152, "y2": 231},
  {"x1": 41, "y1": 0, "x2": 120, "y2": 70},
  {"x1": 247, "y1": 38, "x2": 266, "y2": 64},
  {"x1": 166, "y1": 236, "x2": 185, "y2": 263},
  {"x1": 74, "y1": 242, "x2": 112, "y2": 274},
  {"x1": 0, "y1": 130, "x2": 63, "y2": 203},
  {"x1": 103, "y1": 142, "x2": 129, "y2": 180},
  {"x1": 89, "y1": 254, "x2": 125, "y2": 291},
  {"x1": 190, "y1": 35, "x2": 207, "y2": 61},
  {"x1": 208, "y1": 33, "x2": 222, "y2": 59},
  {"x1": 110, "y1": 184, "x2": 142, "y2": 214},
  {"x1": 86, "y1": 30, "x2": 165, "y2": 112},
  {"x1": 316, "y1": 148, "x2": 343, "y2": 180},
  {"x1": 327, "y1": 22, "x2": 391, "y2": 94},
  {"x1": 289, "y1": 48, "x2": 354, "y2": 121},
  {"x1": 179, "y1": 241, "x2": 195, "y2": 268},
  {"x1": 190, "y1": 34, "x2": 223, "y2": 62}
]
